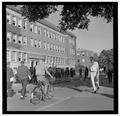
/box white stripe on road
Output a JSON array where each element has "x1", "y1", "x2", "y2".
[{"x1": 34, "y1": 96, "x2": 72, "y2": 111}]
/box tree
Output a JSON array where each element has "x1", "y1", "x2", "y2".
[
  {"x1": 98, "y1": 49, "x2": 113, "y2": 70},
  {"x1": 19, "y1": 4, "x2": 113, "y2": 31}
]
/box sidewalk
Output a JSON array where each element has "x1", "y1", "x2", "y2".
[{"x1": 7, "y1": 81, "x2": 113, "y2": 111}]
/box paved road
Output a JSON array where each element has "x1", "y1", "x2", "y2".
[{"x1": 7, "y1": 79, "x2": 113, "y2": 111}]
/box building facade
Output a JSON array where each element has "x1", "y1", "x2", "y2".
[
  {"x1": 76, "y1": 48, "x2": 94, "y2": 68},
  {"x1": 6, "y1": 5, "x2": 76, "y2": 69}
]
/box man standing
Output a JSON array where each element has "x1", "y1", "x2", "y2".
[
  {"x1": 17, "y1": 61, "x2": 31, "y2": 99},
  {"x1": 35, "y1": 58, "x2": 53, "y2": 99},
  {"x1": 84, "y1": 67, "x2": 89, "y2": 81},
  {"x1": 89, "y1": 56, "x2": 100, "y2": 93}
]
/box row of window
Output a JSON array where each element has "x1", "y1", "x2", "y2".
[
  {"x1": 7, "y1": 50, "x2": 66, "y2": 65},
  {"x1": 7, "y1": 32, "x2": 27, "y2": 45},
  {"x1": 7, "y1": 50, "x2": 28, "y2": 62},
  {"x1": 44, "y1": 56, "x2": 65, "y2": 65},
  {"x1": 69, "y1": 59, "x2": 76, "y2": 65},
  {"x1": 7, "y1": 13, "x2": 65, "y2": 43},
  {"x1": 43, "y1": 42, "x2": 65, "y2": 53}
]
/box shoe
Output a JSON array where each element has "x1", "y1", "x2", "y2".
[
  {"x1": 93, "y1": 91, "x2": 97, "y2": 93},
  {"x1": 20, "y1": 96, "x2": 25, "y2": 100}
]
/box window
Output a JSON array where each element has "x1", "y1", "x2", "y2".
[
  {"x1": 30, "y1": 23, "x2": 34, "y2": 32},
  {"x1": 38, "y1": 27, "x2": 41, "y2": 34},
  {"x1": 23, "y1": 53, "x2": 27, "y2": 62},
  {"x1": 47, "y1": 31, "x2": 50, "y2": 38},
  {"x1": 7, "y1": 13, "x2": 11, "y2": 24},
  {"x1": 30, "y1": 38, "x2": 34, "y2": 46},
  {"x1": 12, "y1": 16, "x2": 17, "y2": 26},
  {"x1": 18, "y1": 36, "x2": 22, "y2": 44},
  {"x1": 55, "y1": 34, "x2": 58, "y2": 40},
  {"x1": 38, "y1": 40, "x2": 41, "y2": 48},
  {"x1": 44, "y1": 29, "x2": 47, "y2": 36},
  {"x1": 7, "y1": 32, "x2": 12, "y2": 42},
  {"x1": 50, "y1": 44, "x2": 53, "y2": 51},
  {"x1": 11, "y1": 51, "x2": 17, "y2": 62},
  {"x1": 56, "y1": 46, "x2": 58, "y2": 52},
  {"x1": 53, "y1": 33, "x2": 55, "y2": 40},
  {"x1": 23, "y1": 20, "x2": 27, "y2": 29},
  {"x1": 7, "y1": 50, "x2": 11, "y2": 61},
  {"x1": 34, "y1": 25, "x2": 38, "y2": 34},
  {"x1": 34, "y1": 39, "x2": 38, "y2": 47},
  {"x1": 44, "y1": 42, "x2": 47, "y2": 49},
  {"x1": 50, "y1": 32, "x2": 52, "y2": 39},
  {"x1": 23, "y1": 36, "x2": 27, "y2": 45},
  {"x1": 18, "y1": 18, "x2": 22, "y2": 28},
  {"x1": 13, "y1": 34, "x2": 17, "y2": 43},
  {"x1": 17, "y1": 52, "x2": 22, "y2": 62},
  {"x1": 53, "y1": 45, "x2": 56, "y2": 51}
]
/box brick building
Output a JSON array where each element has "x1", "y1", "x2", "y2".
[{"x1": 6, "y1": 5, "x2": 76, "y2": 69}]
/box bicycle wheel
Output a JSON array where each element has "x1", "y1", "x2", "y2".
[{"x1": 30, "y1": 86, "x2": 43, "y2": 104}]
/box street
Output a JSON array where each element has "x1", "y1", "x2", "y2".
[{"x1": 7, "y1": 78, "x2": 113, "y2": 111}]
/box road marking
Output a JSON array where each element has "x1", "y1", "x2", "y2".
[{"x1": 34, "y1": 96, "x2": 72, "y2": 111}]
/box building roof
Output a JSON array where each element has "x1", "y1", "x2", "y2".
[{"x1": 6, "y1": 5, "x2": 76, "y2": 39}]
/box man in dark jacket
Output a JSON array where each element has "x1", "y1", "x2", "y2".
[{"x1": 17, "y1": 61, "x2": 31, "y2": 99}]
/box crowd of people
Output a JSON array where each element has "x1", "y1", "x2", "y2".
[{"x1": 7, "y1": 56, "x2": 113, "y2": 99}]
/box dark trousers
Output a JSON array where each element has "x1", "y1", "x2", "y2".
[
  {"x1": 21, "y1": 78, "x2": 28, "y2": 97},
  {"x1": 108, "y1": 71, "x2": 112, "y2": 84}
]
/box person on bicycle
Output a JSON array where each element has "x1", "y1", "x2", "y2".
[{"x1": 35, "y1": 58, "x2": 53, "y2": 99}]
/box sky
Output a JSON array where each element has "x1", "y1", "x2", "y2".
[{"x1": 45, "y1": 5, "x2": 113, "y2": 55}]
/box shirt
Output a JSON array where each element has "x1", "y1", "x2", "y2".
[
  {"x1": 35, "y1": 63, "x2": 46, "y2": 76},
  {"x1": 90, "y1": 61, "x2": 99, "y2": 72}
]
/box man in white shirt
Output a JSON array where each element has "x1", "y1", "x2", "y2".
[
  {"x1": 89, "y1": 56, "x2": 100, "y2": 93},
  {"x1": 35, "y1": 58, "x2": 53, "y2": 99}
]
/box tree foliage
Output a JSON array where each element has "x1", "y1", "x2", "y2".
[
  {"x1": 98, "y1": 49, "x2": 113, "y2": 70},
  {"x1": 20, "y1": 4, "x2": 113, "y2": 31}
]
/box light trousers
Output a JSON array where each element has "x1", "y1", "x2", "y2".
[{"x1": 90, "y1": 72, "x2": 99, "y2": 91}]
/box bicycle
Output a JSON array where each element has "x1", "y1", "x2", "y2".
[{"x1": 30, "y1": 80, "x2": 45, "y2": 104}]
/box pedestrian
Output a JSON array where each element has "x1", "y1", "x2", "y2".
[
  {"x1": 17, "y1": 61, "x2": 31, "y2": 99},
  {"x1": 7, "y1": 62, "x2": 15, "y2": 97},
  {"x1": 79, "y1": 68, "x2": 82, "y2": 77},
  {"x1": 89, "y1": 56, "x2": 100, "y2": 93},
  {"x1": 35, "y1": 58, "x2": 53, "y2": 99},
  {"x1": 106, "y1": 63, "x2": 113, "y2": 84},
  {"x1": 84, "y1": 67, "x2": 89, "y2": 81}
]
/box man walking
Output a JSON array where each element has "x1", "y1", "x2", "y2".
[
  {"x1": 17, "y1": 61, "x2": 31, "y2": 99},
  {"x1": 89, "y1": 56, "x2": 100, "y2": 93}
]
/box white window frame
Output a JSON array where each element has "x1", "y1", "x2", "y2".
[
  {"x1": 34, "y1": 39, "x2": 38, "y2": 47},
  {"x1": 23, "y1": 36, "x2": 27, "y2": 45},
  {"x1": 11, "y1": 51, "x2": 17, "y2": 62},
  {"x1": 23, "y1": 20, "x2": 27, "y2": 30},
  {"x1": 38, "y1": 40, "x2": 41, "y2": 48},
  {"x1": 13, "y1": 34, "x2": 17, "y2": 43},
  {"x1": 47, "y1": 31, "x2": 50, "y2": 38},
  {"x1": 18, "y1": 35, "x2": 22, "y2": 44},
  {"x1": 7, "y1": 32, "x2": 12, "y2": 42},
  {"x1": 18, "y1": 18, "x2": 22, "y2": 28},
  {"x1": 30, "y1": 38, "x2": 34, "y2": 47},
  {"x1": 12, "y1": 16, "x2": 17, "y2": 26},
  {"x1": 7, "y1": 13, "x2": 11, "y2": 24},
  {"x1": 34, "y1": 25, "x2": 38, "y2": 34},
  {"x1": 30, "y1": 23, "x2": 34, "y2": 32}
]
